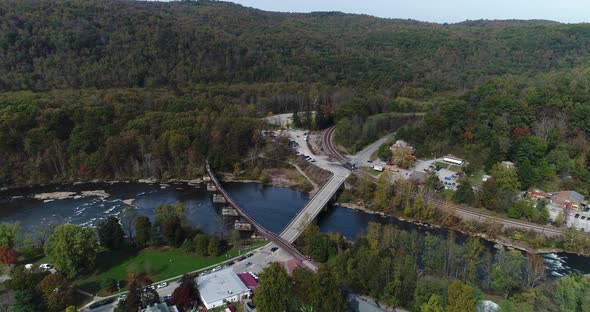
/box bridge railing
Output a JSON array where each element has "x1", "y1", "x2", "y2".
[{"x1": 279, "y1": 174, "x2": 337, "y2": 237}]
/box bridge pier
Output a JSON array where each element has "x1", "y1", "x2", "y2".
[
  {"x1": 206, "y1": 183, "x2": 217, "y2": 192},
  {"x1": 234, "y1": 220, "x2": 253, "y2": 231},
  {"x1": 212, "y1": 194, "x2": 226, "y2": 204},
  {"x1": 222, "y1": 207, "x2": 239, "y2": 217}
]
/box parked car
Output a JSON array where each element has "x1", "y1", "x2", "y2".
[
  {"x1": 163, "y1": 295, "x2": 172, "y2": 301},
  {"x1": 39, "y1": 263, "x2": 53, "y2": 270},
  {"x1": 156, "y1": 282, "x2": 168, "y2": 289},
  {"x1": 246, "y1": 253, "x2": 254, "y2": 258},
  {"x1": 270, "y1": 247, "x2": 278, "y2": 252},
  {"x1": 367, "y1": 160, "x2": 373, "y2": 163},
  {"x1": 245, "y1": 262, "x2": 252, "y2": 267},
  {"x1": 225, "y1": 306, "x2": 237, "y2": 312},
  {"x1": 238, "y1": 256, "x2": 246, "y2": 261},
  {"x1": 117, "y1": 294, "x2": 127, "y2": 302},
  {"x1": 227, "y1": 261, "x2": 235, "y2": 266},
  {"x1": 212, "y1": 265, "x2": 222, "y2": 272}
]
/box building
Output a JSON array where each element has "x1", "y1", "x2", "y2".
[
  {"x1": 552, "y1": 191, "x2": 585, "y2": 210},
  {"x1": 142, "y1": 303, "x2": 179, "y2": 312},
  {"x1": 196, "y1": 268, "x2": 251, "y2": 310},
  {"x1": 528, "y1": 190, "x2": 549, "y2": 201},
  {"x1": 442, "y1": 155, "x2": 464, "y2": 166},
  {"x1": 390, "y1": 140, "x2": 415, "y2": 153},
  {"x1": 409, "y1": 170, "x2": 427, "y2": 184},
  {"x1": 237, "y1": 272, "x2": 259, "y2": 293},
  {"x1": 501, "y1": 161, "x2": 515, "y2": 169}
]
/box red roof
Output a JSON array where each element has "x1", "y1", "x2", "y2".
[{"x1": 238, "y1": 273, "x2": 258, "y2": 289}]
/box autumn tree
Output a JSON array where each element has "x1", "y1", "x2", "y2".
[
  {"x1": 0, "y1": 246, "x2": 18, "y2": 265},
  {"x1": 421, "y1": 294, "x2": 445, "y2": 312},
  {"x1": 171, "y1": 280, "x2": 198, "y2": 308},
  {"x1": 37, "y1": 273, "x2": 75, "y2": 312},
  {"x1": 447, "y1": 280, "x2": 476, "y2": 312}
]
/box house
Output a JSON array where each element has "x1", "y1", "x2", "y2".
[
  {"x1": 409, "y1": 170, "x2": 427, "y2": 184},
  {"x1": 501, "y1": 161, "x2": 515, "y2": 169},
  {"x1": 142, "y1": 303, "x2": 179, "y2": 312},
  {"x1": 552, "y1": 191, "x2": 585, "y2": 210},
  {"x1": 237, "y1": 272, "x2": 259, "y2": 293},
  {"x1": 196, "y1": 268, "x2": 251, "y2": 309},
  {"x1": 442, "y1": 155, "x2": 464, "y2": 166},
  {"x1": 528, "y1": 191, "x2": 549, "y2": 201},
  {"x1": 389, "y1": 140, "x2": 414, "y2": 153}
]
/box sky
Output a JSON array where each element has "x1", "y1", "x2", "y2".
[{"x1": 223, "y1": 0, "x2": 589, "y2": 24}]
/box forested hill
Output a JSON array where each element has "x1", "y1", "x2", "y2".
[{"x1": 2, "y1": 0, "x2": 590, "y2": 92}]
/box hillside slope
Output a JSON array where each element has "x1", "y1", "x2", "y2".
[{"x1": 1, "y1": 0, "x2": 590, "y2": 92}]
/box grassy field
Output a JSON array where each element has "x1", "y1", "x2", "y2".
[
  {"x1": 75, "y1": 242, "x2": 266, "y2": 295},
  {"x1": 433, "y1": 161, "x2": 449, "y2": 169}
]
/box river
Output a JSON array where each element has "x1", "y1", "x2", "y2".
[{"x1": 0, "y1": 181, "x2": 587, "y2": 277}]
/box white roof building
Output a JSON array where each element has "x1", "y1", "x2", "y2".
[
  {"x1": 142, "y1": 303, "x2": 179, "y2": 312},
  {"x1": 196, "y1": 268, "x2": 251, "y2": 309}
]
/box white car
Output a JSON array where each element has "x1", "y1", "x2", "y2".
[
  {"x1": 39, "y1": 263, "x2": 53, "y2": 270},
  {"x1": 117, "y1": 294, "x2": 127, "y2": 302},
  {"x1": 156, "y1": 282, "x2": 168, "y2": 289},
  {"x1": 212, "y1": 265, "x2": 222, "y2": 272}
]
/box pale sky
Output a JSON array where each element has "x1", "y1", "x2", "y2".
[{"x1": 223, "y1": 0, "x2": 589, "y2": 23}]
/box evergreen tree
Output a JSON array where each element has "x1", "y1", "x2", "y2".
[
  {"x1": 255, "y1": 263, "x2": 296, "y2": 312},
  {"x1": 97, "y1": 216, "x2": 125, "y2": 249}
]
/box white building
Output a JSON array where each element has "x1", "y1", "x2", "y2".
[
  {"x1": 143, "y1": 303, "x2": 179, "y2": 312},
  {"x1": 442, "y1": 155, "x2": 464, "y2": 166},
  {"x1": 196, "y1": 268, "x2": 251, "y2": 309}
]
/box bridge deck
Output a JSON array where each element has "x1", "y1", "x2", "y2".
[{"x1": 280, "y1": 172, "x2": 349, "y2": 243}]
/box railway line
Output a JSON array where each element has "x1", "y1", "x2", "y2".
[
  {"x1": 206, "y1": 162, "x2": 318, "y2": 271},
  {"x1": 323, "y1": 127, "x2": 568, "y2": 238}
]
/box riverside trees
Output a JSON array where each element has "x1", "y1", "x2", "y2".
[
  {"x1": 294, "y1": 221, "x2": 559, "y2": 311},
  {"x1": 44, "y1": 224, "x2": 99, "y2": 278}
]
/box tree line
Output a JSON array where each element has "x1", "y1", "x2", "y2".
[{"x1": 266, "y1": 221, "x2": 590, "y2": 312}]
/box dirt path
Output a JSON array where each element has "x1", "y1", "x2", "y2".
[{"x1": 290, "y1": 161, "x2": 320, "y2": 192}]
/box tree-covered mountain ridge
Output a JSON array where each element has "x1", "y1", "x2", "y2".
[{"x1": 1, "y1": 0, "x2": 590, "y2": 92}]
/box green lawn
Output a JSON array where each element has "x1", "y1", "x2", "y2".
[
  {"x1": 433, "y1": 161, "x2": 449, "y2": 169},
  {"x1": 75, "y1": 242, "x2": 266, "y2": 295},
  {"x1": 448, "y1": 165, "x2": 462, "y2": 172}
]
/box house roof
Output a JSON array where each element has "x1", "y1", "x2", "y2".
[
  {"x1": 196, "y1": 268, "x2": 250, "y2": 307},
  {"x1": 554, "y1": 191, "x2": 584, "y2": 206},
  {"x1": 409, "y1": 171, "x2": 427, "y2": 184},
  {"x1": 143, "y1": 303, "x2": 171, "y2": 312},
  {"x1": 237, "y1": 272, "x2": 258, "y2": 289}
]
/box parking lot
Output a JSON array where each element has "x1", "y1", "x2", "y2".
[{"x1": 414, "y1": 159, "x2": 462, "y2": 190}]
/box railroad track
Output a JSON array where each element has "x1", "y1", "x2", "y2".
[
  {"x1": 325, "y1": 132, "x2": 569, "y2": 238},
  {"x1": 206, "y1": 162, "x2": 318, "y2": 271},
  {"x1": 322, "y1": 126, "x2": 347, "y2": 163}
]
